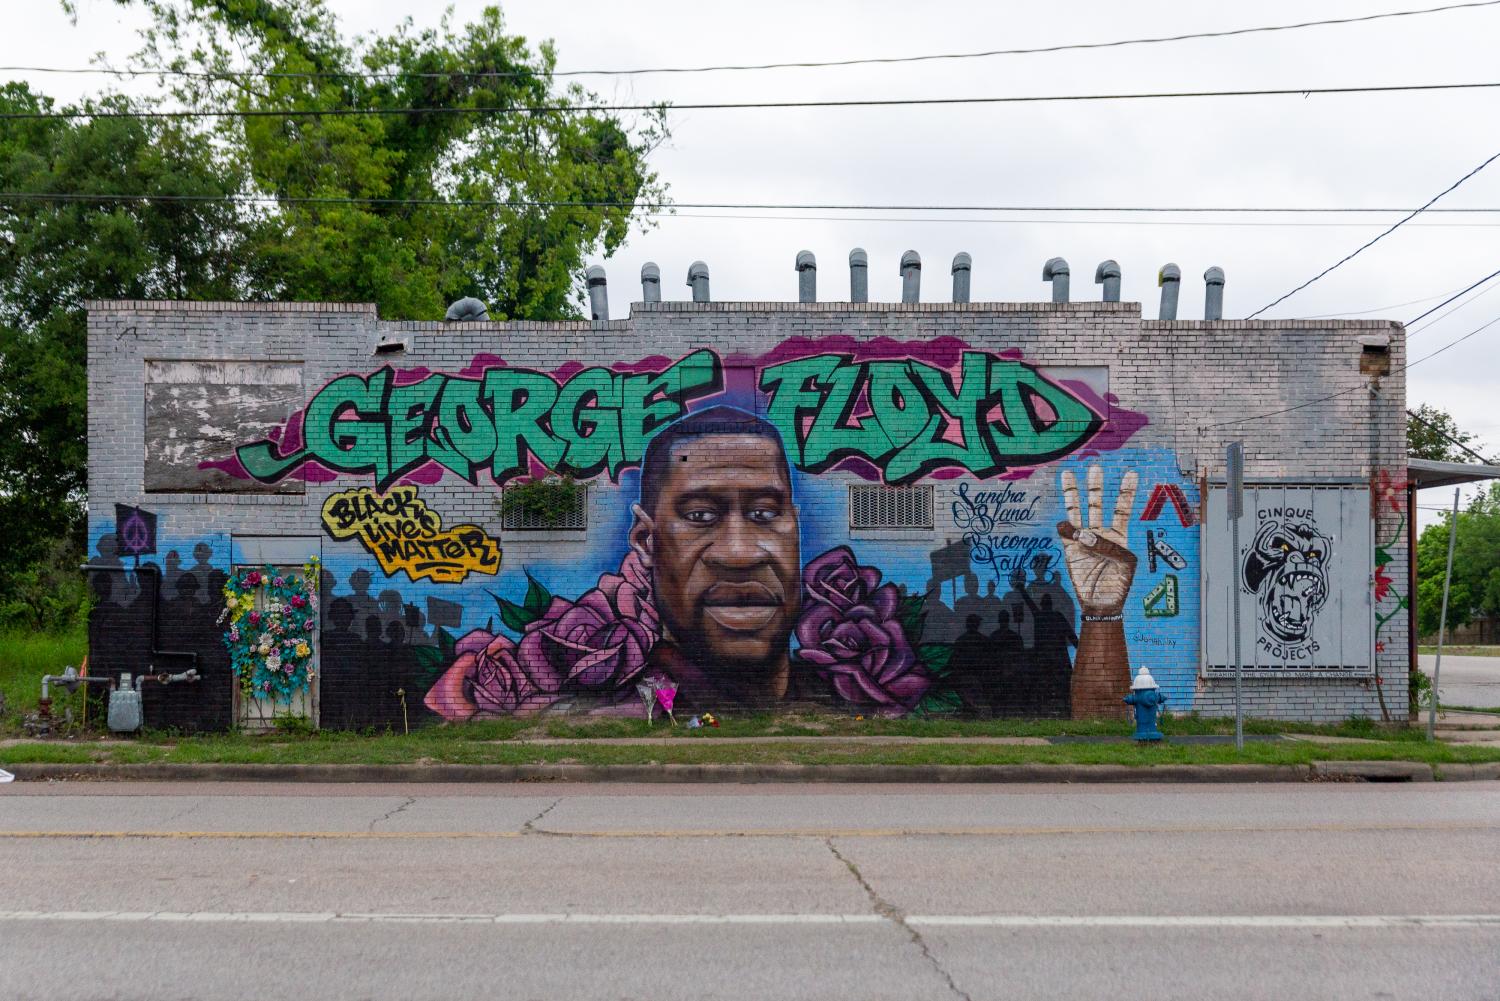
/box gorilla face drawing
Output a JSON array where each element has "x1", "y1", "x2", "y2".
[{"x1": 1242, "y1": 521, "x2": 1331, "y2": 644}]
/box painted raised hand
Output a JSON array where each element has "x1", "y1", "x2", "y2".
[
  {"x1": 1057, "y1": 465, "x2": 1140, "y2": 720},
  {"x1": 1057, "y1": 465, "x2": 1139, "y2": 617}
]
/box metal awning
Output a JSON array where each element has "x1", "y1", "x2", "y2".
[{"x1": 1408, "y1": 457, "x2": 1500, "y2": 490}]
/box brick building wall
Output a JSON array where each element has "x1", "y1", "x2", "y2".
[{"x1": 86, "y1": 296, "x2": 1408, "y2": 730}]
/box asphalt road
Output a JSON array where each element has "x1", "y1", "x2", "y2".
[
  {"x1": 1422, "y1": 653, "x2": 1500, "y2": 708},
  {"x1": 1, "y1": 781, "x2": 1498, "y2": 1001}
]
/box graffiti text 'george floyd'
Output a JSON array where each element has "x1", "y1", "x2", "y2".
[{"x1": 235, "y1": 349, "x2": 1103, "y2": 489}]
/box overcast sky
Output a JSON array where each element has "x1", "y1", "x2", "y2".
[{"x1": 8, "y1": 0, "x2": 1499, "y2": 521}]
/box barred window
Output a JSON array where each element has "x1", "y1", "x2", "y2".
[
  {"x1": 849, "y1": 484, "x2": 934, "y2": 530},
  {"x1": 501, "y1": 486, "x2": 588, "y2": 532}
]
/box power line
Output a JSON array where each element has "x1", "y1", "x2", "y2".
[
  {"x1": 1200, "y1": 310, "x2": 1500, "y2": 430},
  {"x1": 3, "y1": 80, "x2": 1500, "y2": 121},
  {"x1": 5, "y1": 1, "x2": 1494, "y2": 80},
  {"x1": 1, "y1": 191, "x2": 1498, "y2": 214},
  {"x1": 1404, "y1": 266, "x2": 1500, "y2": 325},
  {"x1": 1408, "y1": 276, "x2": 1500, "y2": 334},
  {"x1": 1300, "y1": 286, "x2": 1477, "y2": 319},
  {"x1": 1246, "y1": 148, "x2": 1500, "y2": 318}
]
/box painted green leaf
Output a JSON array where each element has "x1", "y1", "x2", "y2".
[
  {"x1": 522, "y1": 572, "x2": 553, "y2": 616},
  {"x1": 918, "y1": 643, "x2": 953, "y2": 677},
  {"x1": 911, "y1": 688, "x2": 963, "y2": 717}
]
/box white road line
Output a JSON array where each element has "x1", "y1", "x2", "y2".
[{"x1": 0, "y1": 911, "x2": 1496, "y2": 928}]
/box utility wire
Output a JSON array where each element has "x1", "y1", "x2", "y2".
[
  {"x1": 1300, "y1": 286, "x2": 1476, "y2": 319},
  {"x1": 1, "y1": 191, "x2": 1498, "y2": 214},
  {"x1": 5, "y1": 1, "x2": 1494, "y2": 80},
  {"x1": 1408, "y1": 277, "x2": 1500, "y2": 334},
  {"x1": 1246, "y1": 148, "x2": 1500, "y2": 318},
  {"x1": 1404, "y1": 266, "x2": 1500, "y2": 325},
  {"x1": 1200, "y1": 311, "x2": 1500, "y2": 429},
  {"x1": 3, "y1": 80, "x2": 1499, "y2": 120}
]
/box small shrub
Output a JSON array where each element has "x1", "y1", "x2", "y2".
[{"x1": 500, "y1": 477, "x2": 584, "y2": 528}]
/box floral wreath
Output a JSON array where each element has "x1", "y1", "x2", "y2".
[{"x1": 220, "y1": 559, "x2": 320, "y2": 703}]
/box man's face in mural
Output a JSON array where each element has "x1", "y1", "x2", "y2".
[{"x1": 630, "y1": 432, "x2": 801, "y2": 677}]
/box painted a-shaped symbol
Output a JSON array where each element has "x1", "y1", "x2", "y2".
[{"x1": 1139, "y1": 483, "x2": 1195, "y2": 527}]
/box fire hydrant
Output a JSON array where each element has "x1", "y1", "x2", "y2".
[{"x1": 1123, "y1": 667, "x2": 1167, "y2": 742}]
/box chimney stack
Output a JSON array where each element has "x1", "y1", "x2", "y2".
[
  {"x1": 796, "y1": 250, "x2": 817, "y2": 303},
  {"x1": 900, "y1": 250, "x2": 921, "y2": 303},
  {"x1": 687, "y1": 261, "x2": 710, "y2": 303},
  {"x1": 1158, "y1": 263, "x2": 1181, "y2": 319},
  {"x1": 951, "y1": 252, "x2": 972, "y2": 303},
  {"x1": 1043, "y1": 258, "x2": 1070, "y2": 303}
]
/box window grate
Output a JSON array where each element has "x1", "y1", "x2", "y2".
[
  {"x1": 501, "y1": 487, "x2": 588, "y2": 531},
  {"x1": 849, "y1": 484, "x2": 933, "y2": 530}
]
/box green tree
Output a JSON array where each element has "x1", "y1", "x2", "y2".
[
  {"x1": 117, "y1": 0, "x2": 668, "y2": 319},
  {"x1": 1415, "y1": 482, "x2": 1500, "y2": 636},
  {"x1": 0, "y1": 83, "x2": 250, "y2": 591},
  {"x1": 2, "y1": 1, "x2": 669, "y2": 610},
  {"x1": 1408, "y1": 403, "x2": 1482, "y2": 462}
]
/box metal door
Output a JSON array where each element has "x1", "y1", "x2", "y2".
[{"x1": 1203, "y1": 485, "x2": 1373, "y2": 677}]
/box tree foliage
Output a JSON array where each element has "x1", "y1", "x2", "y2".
[
  {"x1": 1408, "y1": 403, "x2": 1482, "y2": 463},
  {"x1": 1416, "y1": 483, "x2": 1500, "y2": 636},
  {"x1": 0, "y1": 1, "x2": 669, "y2": 602}
]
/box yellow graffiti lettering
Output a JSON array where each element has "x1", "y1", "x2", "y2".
[{"x1": 320, "y1": 486, "x2": 500, "y2": 584}]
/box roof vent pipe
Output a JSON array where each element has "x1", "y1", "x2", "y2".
[
  {"x1": 951, "y1": 252, "x2": 972, "y2": 303},
  {"x1": 585, "y1": 265, "x2": 609, "y2": 322},
  {"x1": 900, "y1": 250, "x2": 922, "y2": 303},
  {"x1": 849, "y1": 248, "x2": 869, "y2": 303},
  {"x1": 444, "y1": 297, "x2": 489, "y2": 321},
  {"x1": 687, "y1": 261, "x2": 710, "y2": 303},
  {"x1": 640, "y1": 262, "x2": 661, "y2": 303},
  {"x1": 1094, "y1": 260, "x2": 1121, "y2": 303},
  {"x1": 1042, "y1": 257, "x2": 1070, "y2": 303},
  {"x1": 1204, "y1": 266, "x2": 1226, "y2": 320},
  {"x1": 1157, "y1": 263, "x2": 1181, "y2": 319},
  {"x1": 796, "y1": 250, "x2": 817, "y2": 303}
]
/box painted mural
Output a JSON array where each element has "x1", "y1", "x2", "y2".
[{"x1": 93, "y1": 335, "x2": 1205, "y2": 728}]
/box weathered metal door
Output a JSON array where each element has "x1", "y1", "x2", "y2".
[{"x1": 1203, "y1": 485, "x2": 1373, "y2": 677}]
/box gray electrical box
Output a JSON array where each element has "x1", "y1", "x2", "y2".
[{"x1": 1203, "y1": 484, "x2": 1373, "y2": 678}]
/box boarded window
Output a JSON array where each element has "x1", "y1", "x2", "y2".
[
  {"x1": 145, "y1": 360, "x2": 304, "y2": 494},
  {"x1": 849, "y1": 484, "x2": 934, "y2": 530}
]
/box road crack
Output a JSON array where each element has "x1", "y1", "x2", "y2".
[
  {"x1": 522, "y1": 798, "x2": 562, "y2": 835},
  {"x1": 368, "y1": 796, "x2": 415, "y2": 832},
  {"x1": 827, "y1": 838, "x2": 973, "y2": 1001}
]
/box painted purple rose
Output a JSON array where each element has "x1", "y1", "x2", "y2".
[
  {"x1": 517, "y1": 552, "x2": 658, "y2": 688},
  {"x1": 802, "y1": 546, "x2": 885, "y2": 614},
  {"x1": 424, "y1": 629, "x2": 563, "y2": 720},
  {"x1": 795, "y1": 550, "x2": 930, "y2": 712}
]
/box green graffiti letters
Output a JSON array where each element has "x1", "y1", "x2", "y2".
[
  {"x1": 237, "y1": 350, "x2": 724, "y2": 489},
  {"x1": 759, "y1": 352, "x2": 1101, "y2": 484},
  {"x1": 237, "y1": 348, "x2": 1104, "y2": 489}
]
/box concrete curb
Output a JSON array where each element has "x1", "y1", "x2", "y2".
[{"x1": 7, "y1": 760, "x2": 1491, "y2": 784}]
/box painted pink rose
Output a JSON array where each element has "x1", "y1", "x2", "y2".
[
  {"x1": 424, "y1": 629, "x2": 563, "y2": 720},
  {"x1": 802, "y1": 546, "x2": 884, "y2": 614},
  {"x1": 517, "y1": 573, "x2": 657, "y2": 689},
  {"x1": 795, "y1": 550, "x2": 929, "y2": 712}
]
